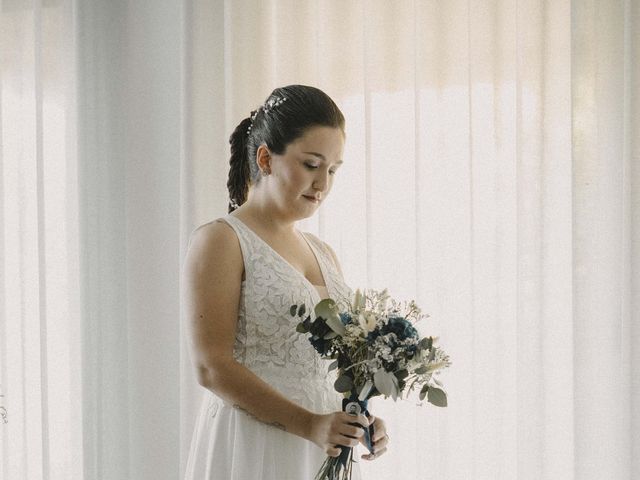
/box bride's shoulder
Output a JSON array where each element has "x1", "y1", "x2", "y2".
[{"x1": 186, "y1": 217, "x2": 239, "y2": 256}]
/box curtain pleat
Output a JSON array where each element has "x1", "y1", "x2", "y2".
[
  {"x1": 572, "y1": 1, "x2": 634, "y2": 477},
  {"x1": 1, "y1": 1, "x2": 82, "y2": 479}
]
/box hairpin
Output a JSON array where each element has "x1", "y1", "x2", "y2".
[
  {"x1": 246, "y1": 109, "x2": 260, "y2": 135},
  {"x1": 262, "y1": 96, "x2": 287, "y2": 114},
  {"x1": 246, "y1": 96, "x2": 287, "y2": 136}
]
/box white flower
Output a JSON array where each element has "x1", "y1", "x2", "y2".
[
  {"x1": 353, "y1": 289, "x2": 365, "y2": 313},
  {"x1": 357, "y1": 311, "x2": 377, "y2": 333}
]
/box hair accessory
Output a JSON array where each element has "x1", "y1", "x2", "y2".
[
  {"x1": 246, "y1": 109, "x2": 260, "y2": 136},
  {"x1": 229, "y1": 198, "x2": 240, "y2": 209},
  {"x1": 245, "y1": 96, "x2": 287, "y2": 136},
  {"x1": 262, "y1": 95, "x2": 287, "y2": 114}
]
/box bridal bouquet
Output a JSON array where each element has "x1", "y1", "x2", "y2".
[{"x1": 290, "y1": 289, "x2": 451, "y2": 480}]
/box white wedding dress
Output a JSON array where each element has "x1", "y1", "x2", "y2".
[{"x1": 184, "y1": 214, "x2": 362, "y2": 480}]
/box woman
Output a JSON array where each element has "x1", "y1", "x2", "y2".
[{"x1": 183, "y1": 85, "x2": 389, "y2": 479}]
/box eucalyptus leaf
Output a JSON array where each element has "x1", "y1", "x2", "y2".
[
  {"x1": 289, "y1": 305, "x2": 298, "y2": 317},
  {"x1": 315, "y1": 298, "x2": 339, "y2": 320},
  {"x1": 328, "y1": 360, "x2": 339, "y2": 372},
  {"x1": 297, "y1": 304, "x2": 306, "y2": 317},
  {"x1": 325, "y1": 315, "x2": 346, "y2": 336},
  {"x1": 296, "y1": 323, "x2": 308, "y2": 334},
  {"x1": 419, "y1": 384, "x2": 429, "y2": 401},
  {"x1": 419, "y1": 337, "x2": 433, "y2": 350},
  {"x1": 391, "y1": 381, "x2": 399, "y2": 401},
  {"x1": 373, "y1": 370, "x2": 397, "y2": 398},
  {"x1": 334, "y1": 375, "x2": 353, "y2": 393},
  {"x1": 413, "y1": 365, "x2": 429, "y2": 375},
  {"x1": 427, "y1": 387, "x2": 447, "y2": 407},
  {"x1": 395, "y1": 369, "x2": 409, "y2": 380}
]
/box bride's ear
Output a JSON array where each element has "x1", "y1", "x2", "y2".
[{"x1": 256, "y1": 144, "x2": 272, "y2": 173}]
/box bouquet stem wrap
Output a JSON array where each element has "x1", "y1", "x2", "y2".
[
  {"x1": 338, "y1": 395, "x2": 374, "y2": 469},
  {"x1": 314, "y1": 394, "x2": 375, "y2": 480}
]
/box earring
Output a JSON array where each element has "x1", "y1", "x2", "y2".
[{"x1": 261, "y1": 169, "x2": 271, "y2": 176}]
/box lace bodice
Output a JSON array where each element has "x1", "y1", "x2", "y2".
[{"x1": 221, "y1": 215, "x2": 353, "y2": 413}]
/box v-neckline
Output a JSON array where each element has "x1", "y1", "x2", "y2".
[{"x1": 228, "y1": 215, "x2": 330, "y2": 300}]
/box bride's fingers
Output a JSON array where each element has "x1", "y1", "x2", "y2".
[
  {"x1": 343, "y1": 412, "x2": 369, "y2": 429},
  {"x1": 339, "y1": 420, "x2": 365, "y2": 436},
  {"x1": 327, "y1": 446, "x2": 342, "y2": 457},
  {"x1": 373, "y1": 432, "x2": 389, "y2": 449},
  {"x1": 361, "y1": 446, "x2": 388, "y2": 461},
  {"x1": 333, "y1": 433, "x2": 360, "y2": 448}
]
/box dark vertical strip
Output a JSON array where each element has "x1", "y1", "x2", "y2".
[
  {"x1": 77, "y1": 1, "x2": 100, "y2": 476},
  {"x1": 539, "y1": 3, "x2": 547, "y2": 470},
  {"x1": 514, "y1": 0, "x2": 523, "y2": 476},
  {"x1": 33, "y1": 1, "x2": 50, "y2": 477},
  {"x1": 178, "y1": 0, "x2": 192, "y2": 472},
  {"x1": 362, "y1": 0, "x2": 372, "y2": 287},
  {"x1": 466, "y1": 0, "x2": 476, "y2": 476},
  {"x1": 412, "y1": 2, "x2": 423, "y2": 475},
  {"x1": 0, "y1": 6, "x2": 7, "y2": 477},
  {"x1": 413, "y1": 0, "x2": 421, "y2": 301},
  {"x1": 316, "y1": 0, "x2": 325, "y2": 239},
  {"x1": 623, "y1": 0, "x2": 638, "y2": 474}
]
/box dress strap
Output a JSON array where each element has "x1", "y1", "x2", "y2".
[{"x1": 218, "y1": 215, "x2": 255, "y2": 280}]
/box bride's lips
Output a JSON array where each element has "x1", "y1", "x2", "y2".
[{"x1": 303, "y1": 195, "x2": 321, "y2": 204}]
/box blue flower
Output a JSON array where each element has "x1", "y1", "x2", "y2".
[{"x1": 381, "y1": 317, "x2": 418, "y2": 341}]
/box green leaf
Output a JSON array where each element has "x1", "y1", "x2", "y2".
[
  {"x1": 328, "y1": 360, "x2": 338, "y2": 372},
  {"x1": 297, "y1": 304, "x2": 306, "y2": 317},
  {"x1": 315, "y1": 298, "x2": 337, "y2": 316},
  {"x1": 395, "y1": 369, "x2": 409, "y2": 380},
  {"x1": 373, "y1": 370, "x2": 398, "y2": 398},
  {"x1": 290, "y1": 305, "x2": 298, "y2": 316},
  {"x1": 428, "y1": 347, "x2": 436, "y2": 362},
  {"x1": 413, "y1": 365, "x2": 429, "y2": 375},
  {"x1": 296, "y1": 322, "x2": 308, "y2": 334},
  {"x1": 419, "y1": 337, "x2": 433, "y2": 350},
  {"x1": 334, "y1": 375, "x2": 353, "y2": 393},
  {"x1": 427, "y1": 387, "x2": 447, "y2": 407},
  {"x1": 325, "y1": 315, "x2": 346, "y2": 336},
  {"x1": 419, "y1": 384, "x2": 429, "y2": 401}
]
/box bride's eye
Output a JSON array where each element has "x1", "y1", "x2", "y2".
[{"x1": 304, "y1": 163, "x2": 319, "y2": 169}]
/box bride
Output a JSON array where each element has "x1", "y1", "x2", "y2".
[{"x1": 182, "y1": 85, "x2": 389, "y2": 479}]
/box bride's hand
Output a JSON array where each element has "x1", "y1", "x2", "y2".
[
  {"x1": 308, "y1": 412, "x2": 369, "y2": 457},
  {"x1": 360, "y1": 414, "x2": 389, "y2": 460}
]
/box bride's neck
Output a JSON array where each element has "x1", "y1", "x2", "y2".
[{"x1": 233, "y1": 200, "x2": 297, "y2": 237}]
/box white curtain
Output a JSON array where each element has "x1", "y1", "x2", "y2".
[
  {"x1": 2, "y1": 0, "x2": 638, "y2": 479},
  {"x1": 1, "y1": 1, "x2": 83, "y2": 478}
]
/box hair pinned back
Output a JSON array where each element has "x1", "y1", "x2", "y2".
[{"x1": 226, "y1": 85, "x2": 345, "y2": 213}]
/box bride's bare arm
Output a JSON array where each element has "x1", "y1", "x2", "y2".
[{"x1": 182, "y1": 220, "x2": 367, "y2": 454}]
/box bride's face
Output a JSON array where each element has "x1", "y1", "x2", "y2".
[{"x1": 261, "y1": 126, "x2": 345, "y2": 219}]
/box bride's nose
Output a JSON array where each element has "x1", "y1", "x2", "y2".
[{"x1": 312, "y1": 170, "x2": 330, "y2": 192}]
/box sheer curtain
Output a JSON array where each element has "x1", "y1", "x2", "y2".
[
  {"x1": 1, "y1": 1, "x2": 82, "y2": 478},
  {"x1": 2, "y1": 1, "x2": 638, "y2": 479}
]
